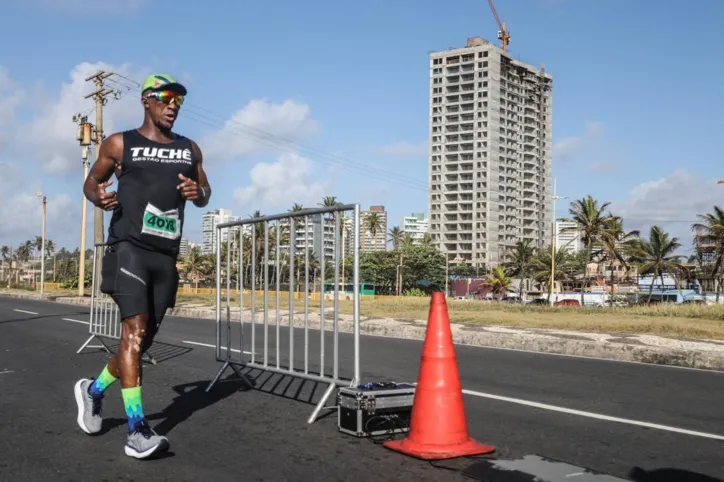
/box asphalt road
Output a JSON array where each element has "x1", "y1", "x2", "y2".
[{"x1": 1, "y1": 296, "x2": 723, "y2": 481}]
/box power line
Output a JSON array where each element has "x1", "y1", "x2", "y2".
[
  {"x1": 104, "y1": 78, "x2": 430, "y2": 192},
  {"x1": 103, "y1": 75, "x2": 722, "y2": 228}
]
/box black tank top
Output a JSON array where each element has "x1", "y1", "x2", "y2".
[{"x1": 107, "y1": 129, "x2": 198, "y2": 256}]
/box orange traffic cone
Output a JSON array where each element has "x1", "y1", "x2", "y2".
[{"x1": 383, "y1": 291, "x2": 496, "y2": 460}]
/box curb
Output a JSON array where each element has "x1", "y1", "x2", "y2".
[{"x1": 3, "y1": 291, "x2": 724, "y2": 371}]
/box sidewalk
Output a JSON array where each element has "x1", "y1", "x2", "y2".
[{"x1": 4, "y1": 289, "x2": 724, "y2": 371}]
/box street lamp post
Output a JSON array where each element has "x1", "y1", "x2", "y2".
[
  {"x1": 37, "y1": 192, "x2": 47, "y2": 296},
  {"x1": 549, "y1": 178, "x2": 568, "y2": 306}
]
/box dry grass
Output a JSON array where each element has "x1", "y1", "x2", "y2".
[{"x1": 175, "y1": 292, "x2": 724, "y2": 341}]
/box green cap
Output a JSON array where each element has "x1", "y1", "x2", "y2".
[{"x1": 141, "y1": 74, "x2": 187, "y2": 95}]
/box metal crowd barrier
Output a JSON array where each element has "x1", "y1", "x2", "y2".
[
  {"x1": 76, "y1": 243, "x2": 156, "y2": 365},
  {"x1": 204, "y1": 204, "x2": 362, "y2": 424}
]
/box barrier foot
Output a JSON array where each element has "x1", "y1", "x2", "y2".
[
  {"x1": 206, "y1": 361, "x2": 231, "y2": 393},
  {"x1": 230, "y1": 363, "x2": 255, "y2": 390},
  {"x1": 76, "y1": 335, "x2": 112, "y2": 355},
  {"x1": 205, "y1": 360, "x2": 254, "y2": 392},
  {"x1": 143, "y1": 353, "x2": 158, "y2": 365},
  {"x1": 76, "y1": 335, "x2": 96, "y2": 354},
  {"x1": 307, "y1": 382, "x2": 337, "y2": 424}
]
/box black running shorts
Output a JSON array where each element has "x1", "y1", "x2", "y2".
[{"x1": 99, "y1": 241, "x2": 179, "y2": 326}]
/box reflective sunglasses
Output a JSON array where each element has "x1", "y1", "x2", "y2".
[{"x1": 146, "y1": 90, "x2": 185, "y2": 106}]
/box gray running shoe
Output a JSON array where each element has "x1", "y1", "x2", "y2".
[
  {"x1": 124, "y1": 420, "x2": 170, "y2": 459},
  {"x1": 74, "y1": 378, "x2": 103, "y2": 435}
]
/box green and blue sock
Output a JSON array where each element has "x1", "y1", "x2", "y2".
[
  {"x1": 88, "y1": 365, "x2": 118, "y2": 398},
  {"x1": 122, "y1": 386, "x2": 145, "y2": 432}
]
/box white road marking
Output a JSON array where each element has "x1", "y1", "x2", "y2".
[
  {"x1": 62, "y1": 318, "x2": 89, "y2": 325},
  {"x1": 0, "y1": 370, "x2": 14, "y2": 375},
  {"x1": 182, "y1": 340, "x2": 251, "y2": 355},
  {"x1": 359, "y1": 329, "x2": 724, "y2": 374},
  {"x1": 460, "y1": 388, "x2": 724, "y2": 441},
  {"x1": 8, "y1": 297, "x2": 724, "y2": 374},
  {"x1": 183, "y1": 338, "x2": 724, "y2": 441},
  {"x1": 13, "y1": 309, "x2": 38, "y2": 315}
]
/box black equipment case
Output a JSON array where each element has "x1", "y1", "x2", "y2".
[{"x1": 337, "y1": 383, "x2": 416, "y2": 438}]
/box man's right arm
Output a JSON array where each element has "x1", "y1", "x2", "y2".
[{"x1": 83, "y1": 133, "x2": 123, "y2": 210}]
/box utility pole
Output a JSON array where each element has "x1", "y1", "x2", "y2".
[
  {"x1": 37, "y1": 193, "x2": 47, "y2": 296},
  {"x1": 549, "y1": 178, "x2": 568, "y2": 306},
  {"x1": 84, "y1": 71, "x2": 120, "y2": 286},
  {"x1": 73, "y1": 115, "x2": 94, "y2": 296}
]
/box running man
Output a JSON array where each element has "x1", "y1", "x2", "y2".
[{"x1": 74, "y1": 74, "x2": 211, "y2": 459}]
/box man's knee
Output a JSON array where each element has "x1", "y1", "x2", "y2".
[{"x1": 121, "y1": 314, "x2": 149, "y2": 352}]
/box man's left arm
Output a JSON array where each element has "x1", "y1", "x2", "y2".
[{"x1": 177, "y1": 140, "x2": 211, "y2": 208}]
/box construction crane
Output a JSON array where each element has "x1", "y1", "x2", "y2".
[{"x1": 487, "y1": 0, "x2": 511, "y2": 51}]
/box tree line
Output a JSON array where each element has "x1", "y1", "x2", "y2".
[
  {"x1": 5, "y1": 195, "x2": 722, "y2": 302},
  {"x1": 1, "y1": 238, "x2": 93, "y2": 289},
  {"x1": 176, "y1": 195, "x2": 722, "y2": 302}
]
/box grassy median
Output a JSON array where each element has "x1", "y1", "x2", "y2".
[{"x1": 173, "y1": 292, "x2": 724, "y2": 341}]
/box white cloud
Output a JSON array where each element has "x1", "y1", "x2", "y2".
[
  {"x1": 0, "y1": 166, "x2": 79, "y2": 248},
  {"x1": 590, "y1": 161, "x2": 618, "y2": 173},
  {"x1": 0, "y1": 62, "x2": 330, "y2": 248},
  {"x1": 16, "y1": 62, "x2": 152, "y2": 174},
  {"x1": 375, "y1": 141, "x2": 427, "y2": 159},
  {"x1": 201, "y1": 99, "x2": 319, "y2": 163},
  {"x1": 0, "y1": 67, "x2": 25, "y2": 149},
  {"x1": 233, "y1": 152, "x2": 333, "y2": 211},
  {"x1": 611, "y1": 169, "x2": 720, "y2": 250},
  {"x1": 553, "y1": 121, "x2": 603, "y2": 163}
]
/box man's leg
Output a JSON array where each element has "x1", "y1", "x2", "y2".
[
  {"x1": 117, "y1": 313, "x2": 150, "y2": 432},
  {"x1": 74, "y1": 244, "x2": 126, "y2": 435},
  {"x1": 117, "y1": 250, "x2": 172, "y2": 459},
  {"x1": 74, "y1": 242, "x2": 169, "y2": 458}
]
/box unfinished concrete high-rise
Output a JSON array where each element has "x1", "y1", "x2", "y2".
[{"x1": 428, "y1": 36, "x2": 553, "y2": 270}]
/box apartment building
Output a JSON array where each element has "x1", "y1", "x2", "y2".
[
  {"x1": 290, "y1": 214, "x2": 337, "y2": 262},
  {"x1": 201, "y1": 208, "x2": 241, "y2": 254},
  {"x1": 555, "y1": 220, "x2": 581, "y2": 254},
  {"x1": 428, "y1": 36, "x2": 553, "y2": 269},
  {"x1": 401, "y1": 212, "x2": 429, "y2": 244},
  {"x1": 340, "y1": 205, "x2": 388, "y2": 254}
]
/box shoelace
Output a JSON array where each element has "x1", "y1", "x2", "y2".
[
  {"x1": 133, "y1": 421, "x2": 155, "y2": 439},
  {"x1": 91, "y1": 396, "x2": 103, "y2": 416}
]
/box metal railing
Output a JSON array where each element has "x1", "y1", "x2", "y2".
[
  {"x1": 76, "y1": 243, "x2": 156, "y2": 365},
  {"x1": 204, "y1": 204, "x2": 362, "y2": 424}
]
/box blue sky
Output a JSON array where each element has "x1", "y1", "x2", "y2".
[{"x1": 1, "y1": 0, "x2": 723, "y2": 256}]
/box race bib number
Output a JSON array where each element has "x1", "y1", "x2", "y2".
[{"x1": 142, "y1": 203, "x2": 180, "y2": 240}]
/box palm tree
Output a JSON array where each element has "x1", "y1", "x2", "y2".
[
  {"x1": 1, "y1": 245, "x2": 12, "y2": 284},
  {"x1": 319, "y1": 196, "x2": 340, "y2": 208},
  {"x1": 691, "y1": 206, "x2": 724, "y2": 301},
  {"x1": 563, "y1": 196, "x2": 616, "y2": 304},
  {"x1": 629, "y1": 225, "x2": 683, "y2": 302},
  {"x1": 502, "y1": 240, "x2": 535, "y2": 301},
  {"x1": 529, "y1": 246, "x2": 575, "y2": 295},
  {"x1": 598, "y1": 217, "x2": 639, "y2": 304},
  {"x1": 365, "y1": 212, "x2": 383, "y2": 251},
  {"x1": 386, "y1": 226, "x2": 405, "y2": 295},
  {"x1": 388, "y1": 226, "x2": 404, "y2": 250},
  {"x1": 183, "y1": 247, "x2": 210, "y2": 288},
  {"x1": 486, "y1": 266, "x2": 511, "y2": 301}
]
